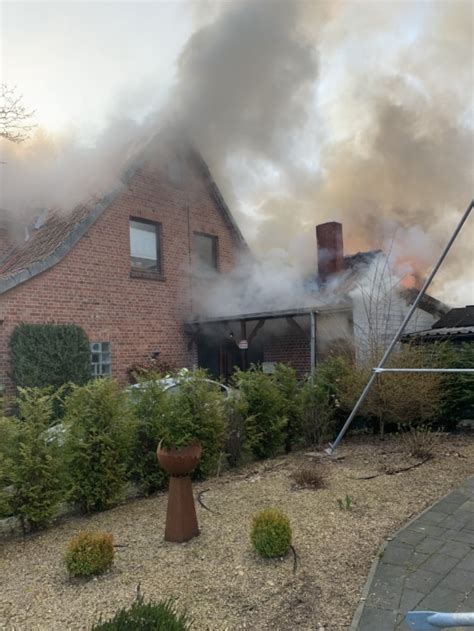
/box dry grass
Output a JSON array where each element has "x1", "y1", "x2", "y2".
[
  {"x1": 0, "y1": 434, "x2": 473, "y2": 631},
  {"x1": 399, "y1": 425, "x2": 443, "y2": 460},
  {"x1": 291, "y1": 464, "x2": 326, "y2": 489}
]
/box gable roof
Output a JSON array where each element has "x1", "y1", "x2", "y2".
[{"x1": 0, "y1": 144, "x2": 248, "y2": 295}]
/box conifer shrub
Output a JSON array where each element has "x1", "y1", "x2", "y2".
[
  {"x1": 0, "y1": 415, "x2": 18, "y2": 518},
  {"x1": 65, "y1": 531, "x2": 114, "y2": 577},
  {"x1": 436, "y1": 342, "x2": 474, "y2": 427},
  {"x1": 273, "y1": 363, "x2": 303, "y2": 452},
  {"x1": 233, "y1": 366, "x2": 287, "y2": 459},
  {"x1": 92, "y1": 597, "x2": 191, "y2": 631},
  {"x1": 10, "y1": 323, "x2": 90, "y2": 389},
  {"x1": 3, "y1": 388, "x2": 65, "y2": 530},
  {"x1": 64, "y1": 379, "x2": 135, "y2": 512},
  {"x1": 224, "y1": 391, "x2": 257, "y2": 468},
  {"x1": 250, "y1": 508, "x2": 292, "y2": 558},
  {"x1": 127, "y1": 376, "x2": 169, "y2": 494}
]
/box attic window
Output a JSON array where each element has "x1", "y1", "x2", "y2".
[
  {"x1": 130, "y1": 218, "x2": 162, "y2": 274},
  {"x1": 193, "y1": 232, "x2": 218, "y2": 271}
]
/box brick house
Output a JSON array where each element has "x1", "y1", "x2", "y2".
[
  {"x1": 0, "y1": 138, "x2": 449, "y2": 395},
  {"x1": 0, "y1": 141, "x2": 247, "y2": 396}
]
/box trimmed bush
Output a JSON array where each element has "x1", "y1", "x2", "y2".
[
  {"x1": 64, "y1": 379, "x2": 134, "y2": 512},
  {"x1": 10, "y1": 323, "x2": 90, "y2": 389},
  {"x1": 92, "y1": 597, "x2": 192, "y2": 631},
  {"x1": 3, "y1": 388, "x2": 65, "y2": 530},
  {"x1": 250, "y1": 508, "x2": 292, "y2": 558},
  {"x1": 65, "y1": 531, "x2": 114, "y2": 577},
  {"x1": 233, "y1": 366, "x2": 287, "y2": 459}
]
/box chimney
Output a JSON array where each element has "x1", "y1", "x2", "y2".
[{"x1": 316, "y1": 221, "x2": 344, "y2": 283}]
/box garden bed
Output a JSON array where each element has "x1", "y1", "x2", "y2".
[{"x1": 0, "y1": 433, "x2": 473, "y2": 630}]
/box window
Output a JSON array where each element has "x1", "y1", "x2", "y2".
[
  {"x1": 91, "y1": 342, "x2": 112, "y2": 377},
  {"x1": 129, "y1": 218, "x2": 162, "y2": 273},
  {"x1": 193, "y1": 232, "x2": 218, "y2": 271}
]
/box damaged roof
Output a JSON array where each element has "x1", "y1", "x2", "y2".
[{"x1": 0, "y1": 145, "x2": 248, "y2": 295}]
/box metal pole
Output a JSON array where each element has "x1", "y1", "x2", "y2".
[
  {"x1": 326, "y1": 199, "x2": 473, "y2": 455},
  {"x1": 406, "y1": 610, "x2": 474, "y2": 629},
  {"x1": 374, "y1": 368, "x2": 474, "y2": 373},
  {"x1": 310, "y1": 311, "x2": 316, "y2": 379}
]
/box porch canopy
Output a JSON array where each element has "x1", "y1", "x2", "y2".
[{"x1": 185, "y1": 304, "x2": 353, "y2": 377}]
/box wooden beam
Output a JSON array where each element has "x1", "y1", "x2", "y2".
[
  {"x1": 248, "y1": 319, "x2": 266, "y2": 344},
  {"x1": 285, "y1": 316, "x2": 310, "y2": 341}
]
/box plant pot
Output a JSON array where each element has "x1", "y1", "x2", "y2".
[
  {"x1": 157, "y1": 441, "x2": 202, "y2": 476},
  {"x1": 156, "y1": 441, "x2": 202, "y2": 543}
]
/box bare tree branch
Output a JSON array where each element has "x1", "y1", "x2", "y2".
[{"x1": 0, "y1": 84, "x2": 36, "y2": 143}]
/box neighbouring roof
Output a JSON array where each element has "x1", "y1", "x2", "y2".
[
  {"x1": 402, "y1": 306, "x2": 474, "y2": 343},
  {"x1": 432, "y1": 305, "x2": 474, "y2": 329},
  {"x1": 0, "y1": 143, "x2": 248, "y2": 295},
  {"x1": 403, "y1": 325, "x2": 474, "y2": 343}
]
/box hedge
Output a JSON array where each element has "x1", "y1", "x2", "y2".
[{"x1": 10, "y1": 323, "x2": 91, "y2": 389}]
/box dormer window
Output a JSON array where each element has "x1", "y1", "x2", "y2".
[{"x1": 129, "y1": 218, "x2": 162, "y2": 274}]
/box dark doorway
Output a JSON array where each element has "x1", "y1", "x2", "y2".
[{"x1": 197, "y1": 334, "x2": 264, "y2": 381}]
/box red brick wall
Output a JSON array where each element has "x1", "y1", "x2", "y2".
[
  {"x1": 0, "y1": 154, "x2": 243, "y2": 397},
  {"x1": 263, "y1": 333, "x2": 311, "y2": 378}
]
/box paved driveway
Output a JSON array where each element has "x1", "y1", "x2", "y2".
[{"x1": 352, "y1": 476, "x2": 474, "y2": 630}]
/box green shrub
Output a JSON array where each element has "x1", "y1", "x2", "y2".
[
  {"x1": 92, "y1": 597, "x2": 192, "y2": 630},
  {"x1": 159, "y1": 370, "x2": 227, "y2": 478},
  {"x1": 3, "y1": 388, "x2": 65, "y2": 530},
  {"x1": 273, "y1": 364, "x2": 303, "y2": 452},
  {"x1": 299, "y1": 357, "x2": 351, "y2": 447},
  {"x1": 64, "y1": 379, "x2": 134, "y2": 512},
  {"x1": 250, "y1": 508, "x2": 292, "y2": 558},
  {"x1": 65, "y1": 531, "x2": 114, "y2": 577},
  {"x1": 10, "y1": 323, "x2": 90, "y2": 389},
  {"x1": 233, "y1": 366, "x2": 287, "y2": 459},
  {"x1": 127, "y1": 376, "x2": 169, "y2": 494}
]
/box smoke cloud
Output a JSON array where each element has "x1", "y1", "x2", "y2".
[{"x1": 1, "y1": 0, "x2": 472, "y2": 306}]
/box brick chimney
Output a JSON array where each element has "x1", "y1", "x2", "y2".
[{"x1": 316, "y1": 221, "x2": 344, "y2": 283}]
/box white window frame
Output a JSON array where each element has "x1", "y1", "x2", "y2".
[{"x1": 90, "y1": 342, "x2": 112, "y2": 378}]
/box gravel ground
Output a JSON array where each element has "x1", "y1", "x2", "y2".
[{"x1": 1, "y1": 434, "x2": 473, "y2": 631}]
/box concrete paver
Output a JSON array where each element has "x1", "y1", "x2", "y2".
[{"x1": 351, "y1": 476, "x2": 474, "y2": 630}]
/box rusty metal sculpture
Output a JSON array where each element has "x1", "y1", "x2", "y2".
[{"x1": 157, "y1": 441, "x2": 202, "y2": 543}]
